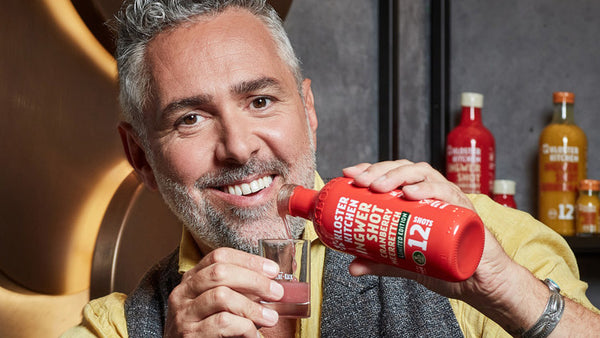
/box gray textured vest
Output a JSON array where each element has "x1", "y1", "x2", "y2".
[{"x1": 125, "y1": 248, "x2": 463, "y2": 337}]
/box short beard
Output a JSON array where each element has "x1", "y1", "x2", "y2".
[{"x1": 153, "y1": 152, "x2": 316, "y2": 255}]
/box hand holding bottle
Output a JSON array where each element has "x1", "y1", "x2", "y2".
[
  {"x1": 342, "y1": 159, "x2": 600, "y2": 337},
  {"x1": 341, "y1": 160, "x2": 556, "y2": 333}
]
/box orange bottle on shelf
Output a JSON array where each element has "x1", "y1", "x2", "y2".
[
  {"x1": 576, "y1": 179, "x2": 600, "y2": 236},
  {"x1": 446, "y1": 92, "x2": 496, "y2": 196},
  {"x1": 538, "y1": 92, "x2": 587, "y2": 236},
  {"x1": 278, "y1": 177, "x2": 485, "y2": 282}
]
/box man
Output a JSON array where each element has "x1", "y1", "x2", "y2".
[{"x1": 64, "y1": 0, "x2": 600, "y2": 337}]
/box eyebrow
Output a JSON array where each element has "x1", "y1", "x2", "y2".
[
  {"x1": 159, "y1": 77, "x2": 283, "y2": 118},
  {"x1": 231, "y1": 77, "x2": 283, "y2": 96},
  {"x1": 160, "y1": 94, "x2": 212, "y2": 119}
]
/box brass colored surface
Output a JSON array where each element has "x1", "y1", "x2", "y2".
[
  {"x1": 0, "y1": 1, "x2": 125, "y2": 294},
  {"x1": 90, "y1": 172, "x2": 181, "y2": 299},
  {"x1": 0, "y1": 0, "x2": 295, "y2": 297}
]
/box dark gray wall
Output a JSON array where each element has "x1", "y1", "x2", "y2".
[
  {"x1": 285, "y1": 0, "x2": 379, "y2": 182},
  {"x1": 451, "y1": 0, "x2": 600, "y2": 309},
  {"x1": 284, "y1": 0, "x2": 600, "y2": 308},
  {"x1": 451, "y1": 0, "x2": 600, "y2": 215},
  {"x1": 284, "y1": 0, "x2": 431, "y2": 179}
]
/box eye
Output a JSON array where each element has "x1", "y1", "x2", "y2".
[
  {"x1": 176, "y1": 113, "x2": 204, "y2": 127},
  {"x1": 181, "y1": 114, "x2": 199, "y2": 125},
  {"x1": 251, "y1": 97, "x2": 272, "y2": 109}
]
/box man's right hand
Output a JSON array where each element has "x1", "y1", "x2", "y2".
[{"x1": 164, "y1": 247, "x2": 284, "y2": 337}]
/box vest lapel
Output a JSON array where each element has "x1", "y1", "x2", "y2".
[{"x1": 320, "y1": 248, "x2": 463, "y2": 337}]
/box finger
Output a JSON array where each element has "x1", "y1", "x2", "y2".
[
  {"x1": 348, "y1": 257, "x2": 419, "y2": 278},
  {"x1": 178, "y1": 262, "x2": 284, "y2": 302},
  {"x1": 347, "y1": 258, "x2": 458, "y2": 298},
  {"x1": 188, "y1": 247, "x2": 280, "y2": 278},
  {"x1": 178, "y1": 286, "x2": 279, "y2": 327},
  {"x1": 402, "y1": 181, "x2": 474, "y2": 210},
  {"x1": 344, "y1": 160, "x2": 415, "y2": 187},
  {"x1": 342, "y1": 162, "x2": 372, "y2": 177},
  {"x1": 181, "y1": 311, "x2": 262, "y2": 338},
  {"x1": 366, "y1": 161, "x2": 448, "y2": 192}
]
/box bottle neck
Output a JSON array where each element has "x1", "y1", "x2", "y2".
[
  {"x1": 460, "y1": 106, "x2": 482, "y2": 124},
  {"x1": 580, "y1": 189, "x2": 598, "y2": 197},
  {"x1": 552, "y1": 101, "x2": 575, "y2": 124},
  {"x1": 278, "y1": 184, "x2": 318, "y2": 220}
]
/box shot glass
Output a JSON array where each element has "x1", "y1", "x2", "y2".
[{"x1": 259, "y1": 239, "x2": 311, "y2": 318}]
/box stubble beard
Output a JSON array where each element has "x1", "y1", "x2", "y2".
[{"x1": 152, "y1": 149, "x2": 316, "y2": 255}]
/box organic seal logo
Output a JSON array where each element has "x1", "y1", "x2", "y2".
[{"x1": 412, "y1": 251, "x2": 426, "y2": 266}]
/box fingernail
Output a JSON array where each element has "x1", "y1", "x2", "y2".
[
  {"x1": 270, "y1": 281, "x2": 284, "y2": 298},
  {"x1": 263, "y1": 260, "x2": 278, "y2": 276},
  {"x1": 262, "y1": 307, "x2": 278, "y2": 325}
]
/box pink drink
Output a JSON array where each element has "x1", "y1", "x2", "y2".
[{"x1": 262, "y1": 281, "x2": 310, "y2": 318}]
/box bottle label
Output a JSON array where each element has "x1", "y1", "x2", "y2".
[
  {"x1": 541, "y1": 144, "x2": 580, "y2": 163},
  {"x1": 446, "y1": 146, "x2": 483, "y2": 194},
  {"x1": 540, "y1": 144, "x2": 580, "y2": 192},
  {"x1": 331, "y1": 196, "x2": 451, "y2": 269},
  {"x1": 577, "y1": 204, "x2": 598, "y2": 232},
  {"x1": 331, "y1": 197, "x2": 403, "y2": 266},
  {"x1": 306, "y1": 176, "x2": 484, "y2": 281}
]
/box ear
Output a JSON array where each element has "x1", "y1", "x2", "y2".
[
  {"x1": 117, "y1": 122, "x2": 158, "y2": 190},
  {"x1": 301, "y1": 78, "x2": 318, "y2": 147}
]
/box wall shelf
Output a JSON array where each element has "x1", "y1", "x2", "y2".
[{"x1": 564, "y1": 236, "x2": 600, "y2": 255}]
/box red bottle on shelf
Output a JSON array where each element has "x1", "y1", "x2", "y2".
[
  {"x1": 492, "y1": 179, "x2": 517, "y2": 208},
  {"x1": 278, "y1": 177, "x2": 485, "y2": 282},
  {"x1": 446, "y1": 92, "x2": 496, "y2": 196}
]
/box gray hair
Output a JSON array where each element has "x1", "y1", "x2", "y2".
[{"x1": 112, "y1": 0, "x2": 303, "y2": 138}]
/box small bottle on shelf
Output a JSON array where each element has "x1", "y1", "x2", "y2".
[
  {"x1": 492, "y1": 179, "x2": 517, "y2": 209},
  {"x1": 576, "y1": 179, "x2": 600, "y2": 236}
]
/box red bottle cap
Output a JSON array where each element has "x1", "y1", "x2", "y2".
[{"x1": 279, "y1": 184, "x2": 318, "y2": 219}]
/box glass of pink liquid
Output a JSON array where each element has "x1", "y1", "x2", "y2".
[{"x1": 259, "y1": 239, "x2": 311, "y2": 318}]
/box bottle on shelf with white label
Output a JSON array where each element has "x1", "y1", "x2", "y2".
[
  {"x1": 576, "y1": 179, "x2": 599, "y2": 236},
  {"x1": 446, "y1": 92, "x2": 496, "y2": 196},
  {"x1": 538, "y1": 92, "x2": 587, "y2": 236}
]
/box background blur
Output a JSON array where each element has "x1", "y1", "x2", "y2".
[{"x1": 1, "y1": 1, "x2": 600, "y2": 337}]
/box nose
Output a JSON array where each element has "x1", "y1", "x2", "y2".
[{"x1": 214, "y1": 112, "x2": 260, "y2": 165}]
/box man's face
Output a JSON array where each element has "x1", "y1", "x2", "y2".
[{"x1": 139, "y1": 8, "x2": 318, "y2": 254}]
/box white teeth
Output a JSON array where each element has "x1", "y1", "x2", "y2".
[{"x1": 224, "y1": 176, "x2": 273, "y2": 196}]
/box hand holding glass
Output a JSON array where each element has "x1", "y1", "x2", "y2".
[{"x1": 259, "y1": 239, "x2": 311, "y2": 318}]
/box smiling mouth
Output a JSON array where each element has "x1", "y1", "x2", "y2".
[{"x1": 222, "y1": 175, "x2": 274, "y2": 196}]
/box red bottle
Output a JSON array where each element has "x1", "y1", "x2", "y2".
[
  {"x1": 278, "y1": 177, "x2": 485, "y2": 282},
  {"x1": 446, "y1": 92, "x2": 496, "y2": 195},
  {"x1": 492, "y1": 179, "x2": 517, "y2": 208}
]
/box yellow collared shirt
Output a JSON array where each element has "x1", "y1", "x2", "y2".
[{"x1": 62, "y1": 181, "x2": 599, "y2": 337}]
